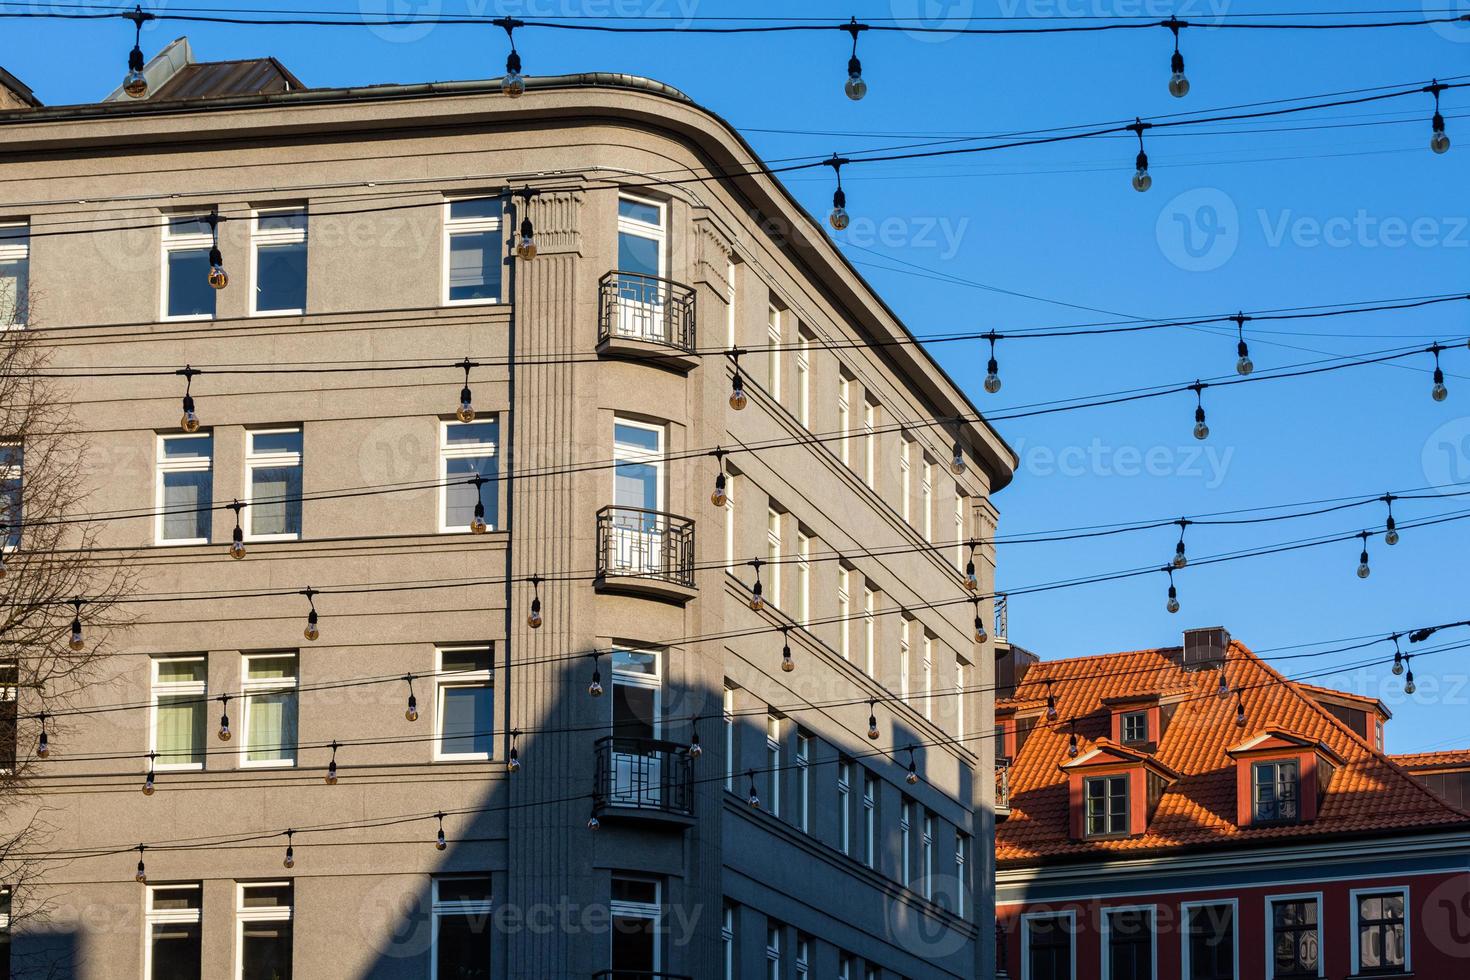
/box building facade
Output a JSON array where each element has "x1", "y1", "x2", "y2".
[
  {"x1": 0, "y1": 48, "x2": 1014, "y2": 980},
  {"x1": 992, "y1": 627, "x2": 1470, "y2": 980}
]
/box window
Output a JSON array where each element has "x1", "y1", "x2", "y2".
[
  {"x1": 0, "y1": 442, "x2": 17, "y2": 550},
  {"x1": 1085, "y1": 775, "x2": 1129, "y2": 837},
  {"x1": 0, "y1": 662, "x2": 14, "y2": 772},
  {"x1": 610, "y1": 876, "x2": 662, "y2": 976},
  {"x1": 837, "y1": 760, "x2": 852, "y2": 854},
  {"x1": 899, "y1": 619, "x2": 912, "y2": 702},
  {"x1": 922, "y1": 636, "x2": 933, "y2": 721},
  {"x1": 152, "y1": 656, "x2": 206, "y2": 769},
  {"x1": 1269, "y1": 896, "x2": 1320, "y2": 979},
  {"x1": 610, "y1": 648, "x2": 660, "y2": 760},
  {"x1": 1253, "y1": 759, "x2": 1301, "y2": 823},
  {"x1": 863, "y1": 586, "x2": 876, "y2": 677},
  {"x1": 837, "y1": 567, "x2": 851, "y2": 661},
  {"x1": 766, "y1": 714, "x2": 782, "y2": 818},
  {"x1": 955, "y1": 662, "x2": 968, "y2": 740},
  {"x1": 863, "y1": 400, "x2": 877, "y2": 488},
  {"x1": 795, "y1": 530, "x2": 811, "y2": 624},
  {"x1": 244, "y1": 428, "x2": 302, "y2": 540},
  {"x1": 432, "y1": 877, "x2": 492, "y2": 980},
  {"x1": 838, "y1": 954, "x2": 853, "y2": 980},
  {"x1": 954, "y1": 492, "x2": 967, "y2": 571},
  {"x1": 1353, "y1": 889, "x2": 1407, "y2": 976},
  {"x1": 899, "y1": 438, "x2": 912, "y2": 522},
  {"x1": 725, "y1": 261, "x2": 737, "y2": 348},
  {"x1": 838, "y1": 374, "x2": 852, "y2": 465},
  {"x1": 162, "y1": 214, "x2": 217, "y2": 320},
  {"x1": 862, "y1": 773, "x2": 877, "y2": 868},
  {"x1": 145, "y1": 883, "x2": 202, "y2": 979},
  {"x1": 796, "y1": 936, "x2": 811, "y2": 980},
  {"x1": 1122, "y1": 711, "x2": 1148, "y2": 744},
  {"x1": 922, "y1": 812, "x2": 934, "y2": 900},
  {"x1": 765, "y1": 924, "x2": 781, "y2": 980},
  {"x1": 1024, "y1": 912, "x2": 1074, "y2": 980},
  {"x1": 1184, "y1": 902, "x2": 1236, "y2": 980},
  {"x1": 441, "y1": 419, "x2": 499, "y2": 532},
  {"x1": 795, "y1": 331, "x2": 811, "y2": 427},
  {"x1": 237, "y1": 883, "x2": 292, "y2": 979},
  {"x1": 156, "y1": 433, "x2": 213, "y2": 544},
  {"x1": 920, "y1": 460, "x2": 933, "y2": 541},
  {"x1": 0, "y1": 222, "x2": 28, "y2": 326},
  {"x1": 251, "y1": 207, "x2": 307, "y2": 314},
  {"x1": 723, "y1": 470, "x2": 737, "y2": 566},
  {"x1": 612, "y1": 417, "x2": 665, "y2": 513},
  {"x1": 723, "y1": 684, "x2": 736, "y2": 792},
  {"x1": 766, "y1": 304, "x2": 782, "y2": 401},
  {"x1": 0, "y1": 887, "x2": 9, "y2": 979},
  {"x1": 899, "y1": 799, "x2": 912, "y2": 886},
  {"x1": 955, "y1": 832, "x2": 970, "y2": 919},
  {"x1": 435, "y1": 646, "x2": 493, "y2": 760},
  {"x1": 766, "y1": 508, "x2": 782, "y2": 610},
  {"x1": 241, "y1": 653, "x2": 298, "y2": 767},
  {"x1": 722, "y1": 904, "x2": 735, "y2": 980},
  {"x1": 796, "y1": 732, "x2": 811, "y2": 833},
  {"x1": 444, "y1": 197, "x2": 502, "y2": 304},
  {"x1": 1105, "y1": 907, "x2": 1155, "y2": 980}
]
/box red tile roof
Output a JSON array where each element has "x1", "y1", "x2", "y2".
[
  {"x1": 995, "y1": 641, "x2": 1470, "y2": 867},
  {"x1": 1391, "y1": 749, "x2": 1470, "y2": 771}
]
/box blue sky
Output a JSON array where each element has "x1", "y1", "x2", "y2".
[{"x1": 6, "y1": 1, "x2": 1469, "y2": 753}]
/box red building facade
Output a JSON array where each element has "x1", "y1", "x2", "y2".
[{"x1": 994, "y1": 628, "x2": 1470, "y2": 980}]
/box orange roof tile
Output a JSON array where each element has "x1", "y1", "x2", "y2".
[
  {"x1": 1391, "y1": 749, "x2": 1470, "y2": 771},
  {"x1": 996, "y1": 642, "x2": 1470, "y2": 867}
]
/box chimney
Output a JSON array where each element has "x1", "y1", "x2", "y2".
[{"x1": 1180, "y1": 627, "x2": 1231, "y2": 671}]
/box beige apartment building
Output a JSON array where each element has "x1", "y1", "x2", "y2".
[{"x1": 0, "y1": 41, "x2": 1014, "y2": 980}]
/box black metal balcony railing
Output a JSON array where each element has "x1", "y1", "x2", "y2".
[
  {"x1": 594, "y1": 736, "x2": 694, "y2": 817},
  {"x1": 598, "y1": 271, "x2": 697, "y2": 353},
  {"x1": 596, "y1": 506, "x2": 696, "y2": 589}
]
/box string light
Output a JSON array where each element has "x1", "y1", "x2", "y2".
[
  {"x1": 508, "y1": 730, "x2": 522, "y2": 772},
  {"x1": 403, "y1": 675, "x2": 419, "y2": 722},
  {"x1": 689, "y1": 721, "x2": 703, "y2": 759},
  {"x1": 1234, "y1": 691, "x2": 1247, "y2": 727},
  {"x1": 68, "y1": 598, "x2": 85, "y2": 651},
  {"x1": 842, "y1": 18, "x2": 868, "y2": 100},
  {"x1": 142, "y1": 751, "x2": 156, "y2": 795},
  {"x1": 456, "y1": 358, "x2": 477, "y2": 423},
  {"x1": 826, "y1": 155, "x2": 851, "y2": 231},
  {"x1": 228, "y1": 500, "x2": 247, "y2": 559},
  {"x1": 1404, "y1": 656, "x2": 1416, "y2": 695},
  {"x1": 1045, "y1": 680, "x2": 1058, "y2": 722},
  {"x1": 1166, "y1": 17, "x2": 1190, "y2": 98},
  {"x1": 1429, "y1": 80, "x2": 1450, "y2": 153},
  {"x1": 302, "y1": 588, "x2": 320, "y2": 641},
  {"x1": 1165, "y1": 568, "x2": 1181, "y2": 614},
  {"x1": 728, "y1": 352, "x2": 748, "y2": 410},
  {"x1": 1357, "y1": 531, "x2": 1372, "y2": 579},
  {"x1": 205, "y1": 213, "x2": 228, "y2": 290},
  {"x1": 469, "y1": 476, "x2": 489, "y2": 534},
  {"x1": 1190, "y1": 382, "x2": 1210, "y2": 440},
  {"x1": 950, "y1": 440, "x2": 966, "y2": 477},
  {"x1": 1431, "y1": 343, "x2": 1449, "y2": 401},
  {"x1": 587, "y1": 653, "x2": 604, "y2": 697},
  {"x1": 37, "y1": 713, "x2": 49, "y2": 758},
  {"x1": 780, "y1": 626, "x2": 795, "y2": 673},
  {"x1": 217, "y1": 696, "x2": 232, "y2": 741},
  {"x1": 867, "y1": 699, "x2": 880, "y2": 740},
  {"x1": 1391, "y1": 637, "x2": 1405, "y2": 676},
  {"x1": 972, "y1": 597, "x2": 988, "y2": 644},
  {"x1": 586, "y1": 801, "x2": 600, "y2": 831},
  {"x1": 1067, "y1": 722, "x2": 1079, "y2": 758},
  {"x1": 748, "y1": 560, "x2": 765, "y2": 612},
  {"x1": 1232, "y1": 313, "x2": 1254, "y2": 376},
  {"x1": 134, "y1": 845, "x2": 147, "y2": 883},
  {"x1": 906, "y1": 746, "x2": 920, "y2": 785},
  {"x1": 1128, "y1": 118, "x2": 1153, "y2": 192},
  {"x1": 983, "y1": 332, "x2": 1002, "y2": 394},
  {"x1": 325, "y1": 740, "x2": 340, "y2": 784},
  {"x1": 515, "y1": 191, "x2": 538, "y2": 259},
  {"x1": 177, "y1": 366, "x2": 202, "y2": 433},
  {"x1": 711, "y1": 449, "x2": 728, "y2": 507},
  {"x1": 122, "y1": 6, "x2": 151, "y2": 99},
  {"x1": 282, "y1": 830, "x2": 295, "y2": 869},
  {"x1": 1172, "y1": 519, "x2": 1189, "y2": 569},
  {"x1": 527, "y1": 576, "x2": 543, "y2": 629},
  {"x1": 1383, "y1": 494, "x2": 1400, "y2": 546},
  {"x1": 1216, "y1": 667, "x2": 1230, "y2": 700},
  {"x1": 747, "y1": 770, "x2": 761, "y2": 808},
  {"x1": 964, "y1": 542, "x2": 980, "y2": 591},
  {"x1": 496, "y1": 18, "x2": 526, "y2": 97},
  {"x1": 434, "y1": 812, "x2": 447, "y2": 851}
]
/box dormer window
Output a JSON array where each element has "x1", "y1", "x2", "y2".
[
  {"x1": 1084, "y1": 775, "x2": 1128, "y2": 836},
  {"x1": 1252, "y1": 759, "x2": 1300, "y2": 823},
  {"x1": 1121, "y1": 711, "x2": 1148, "y2": 744}
]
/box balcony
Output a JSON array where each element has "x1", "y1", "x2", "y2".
[
  {"x1": 996, "y1": 761, "x2": 1012, "y2": 821},
  {"x1": 593, "y1": 736, "x2": 695, "y2": 827},
  {"x1": 597, "y1": 271, "x2": 698, "y2": 371},
  {"x1": 595, "y1": 506, "x2": 697, "y2": 603}
]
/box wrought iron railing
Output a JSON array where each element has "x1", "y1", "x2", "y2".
[
  {"x1": 596, "y1": 506, "x2": 696, "y2": 589},
  {"x1": 996, "y1": 761, "x2": 1012, "y2": 812},
  {"x1": 594, "y1": 736, "x2": 694, "y2": 817},
  {"x1": 598, "y1": 271, "x2": 697, "y2": 353}
]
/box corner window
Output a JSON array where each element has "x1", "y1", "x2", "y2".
[
  {"x1": 1105, "y1": 907, "x2": 1155, "y2": 980},
  {"x1": 432, "y1": 876, "x2": 492, "y2": 978},
  {"x1": 242, "y1": 654, "x2": 298, "y2": 767},
  {"x1": 1253, "y1": 759, "x2": 1301, "y2": 824},
  {"x1": 236, "y1": 882, "x2": 292, "y2": 980},
  {"x1": 440, "y1": 419, "x2": 499, "y2": 532},
  {"x1": 1353, "y1": 889, "x2": 1407, "y2": 975},
  {"x1": 1085, "y1": 774, "x2": 1129, "y2": 837},
  {"x1": 1121, "y1": 711, "x2": 1148, "y2": 744},
  {"x1": 1184, "y1": 902, "x2": 1236, "y2": 980},
  {"x1": 0, "y1": 222, "x2": 28, "y2": 326},
  {"x1": 152, "y1": 656, "x2": 206, "y2": 769},
  {"x1": 610, "y1": 876, "x2": 662, "y2": 976},
  {"x1": 435, "y1": 646, "x2": 493, "y2": 760},
  {"x1": 444, "y1": 197, "x2": 503, "y2": 304},
  {"x1": 157, "y1": 433, "x2": 213, "y2": 544},
  {"x1": 145, "y1": 883, "x2": 202, "y2": 979},
  {"x1": 0, "y1": 441, "x2": 20, "y2": 550},
  {"x1": 251, "y1": 207, "x2": 308, "y2": 315},
  {"x1": 245, "y1": 428, "x2": 302, "y2": 540},
  {"x1": 1269, "y1": 896, "x2": 1320, "y2": 979},
  {"x1": 1024, "y1": 912, "x2": 1074, "y2": 980},
  {"x1": 162, "y1": 214, "x2": 218, "y2": 320}
]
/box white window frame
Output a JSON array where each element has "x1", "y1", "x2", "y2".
[
  {"x1": 1181, "y1": 899, "x2": 1240, "y2": 980},
  {"x1": 766, "y1": 924, "x2": 781, "y2": 980},
  {"x1": 766, "y1": 303, "x2": 782, "y2": 401},
  {"x1": 434, "y1": 645, "x2": 494, "y2": 762},
  {"x1": 899, "y1": 438, "x2": 912, "y2": 522},
  {"x1": 150, "y1": 655, "x2": 206, "y2": 772},
  {"x1": 922, "y1": 812, "x2": 934, "y2": 900},
  {"x1": 838, "y1": 953, "x2": 853, "y2": 980},
  {"x1": 243, "y1": 427, "x2": 302, "y2": 542},
  {"x1": 612, "y1": 416, "x2": 666, "y2": 513},
  {"x1": 921, "y1": 460, "x2": 934, "y2": 541},
  {"x1": 795, "y1": 332, "x2": 811, "y2": 427},
  {"x1": 796, "y1": 936, "x2": 810, "y2": 980},
  {"x1": 837, "y1": 567, "x2": 851, "y2": 661},
  {"x1": 161, "y1": 213, "x2": 216, "y2": 322},
  {"x1": 439, "y1": 418, "x2": 499, "y2": 533},
  {"x1": 765, "y1": 714, "x2": 781, "y2": 818},
  {"x1": 1022, "y1": 909, "x2": 1078, "y2": 980},
  {"x1": 0, "y1": 221, "x2": 29, "y2": 327},
  {"x1": 838, "y1": 375, "x2": 851, "y2": 465},
  {"x1": 235, "y1": 883, "x2": 292, "y2": 980},
  {"x1": 956, "y1": 661, "x2": 968, "y2": 741},
  {"x1": 155, "y1": 432, "x2": 213, "y2": 546},
  {"x1": 724, "y1": 471, "x2": 736, "y2": 567},
  {"x1": 955, "y1": 492, "x2": 967, "y2": 571},
  {"x1": 795, "y1": 530, "x2": 811, "y2": 625},
  {"x1": 144, "y1": 882, "x2": 202, "y2": 980},
  {"x1": 862, "y1": 773, "x2": 877, "y2": 869},
  {"x1": 617, "y1": 193, "x2": 667, "y2": 277},
  {"x1": 922, "y1": 636, "x2": 934, "y2": 721},
  {"x1": 431, "y1": 877, "x2": 493, "y2": 980},
  {"x1": 249, "y1": 206, "x2": 307, "y2": 317},
  {"x1": 837, "y1": 760, "x2": 851, "y2": 854},
  {"x1": 1348, "y1": 885, "x2": 1410, "y2": 977},
  {"x1": 863, "y1": 586, "x2": 876, "y2": 677},
  {"x1": 900, "y1": 799, "x2": 912, "y2": 887},
  {"x1": 1100, "y1": 904, "x2": 1158, "y2": 980},
  {"x1": 240, "y1": 652, "x2": 299, "y2": 769},
  {"x1": 766, "y1": 508, "x2": 782, "y2": 611},
  {"x1": 725, "y1": 261, "x2": 737, "y2": 348},
  {"x1": 609, "y1": 877, "x2": 662, "y2": 975},
  {"x1": 795, "y1": 732, "x2": 810, "y2": 833},
  {"x1": 442, "y1": 196, "x2": 503, "y2": 306},
  {"x1": 722, "y1": 904, "x2": 735, "y2": 980},
  {"x1": 956, "y1": 831, "x2": 969, "y2": 919},
  {"x1": 1263, "y1": 892, "x2": 1323, "y2": 980},
  {"x1": 612, "y1": 646, "x2": 662, "y2": 741},
  {"x1": 863, "y1": 400, "x2": 877, "y2": 489},
  {"x1": 723, "y1": 685, "x2": 736, "y2": 792},
  {"x1": 899, "y1": 618, "x2": 911, "y2": 703}
]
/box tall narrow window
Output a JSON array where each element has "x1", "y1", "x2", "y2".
[
  {"x1": 432, "y1": 877, "x2": 492, "y2": 979},
  {"x1": 0, "y1": 662, "x2": 15, "y2": 773},
  {"x1": 766, "y1": 303, "x2": 782, "y2": 402},
  {"x1": 796, "y1": 936, "x2": 811, "y2": 980},
  {"x1": 0, "y1": 221, "x2": 29, "y2": 326},
  {"x1": 837, "y1": 760, "x2": 851, "y2": 855},
  {"x1": 251, "y1": 207, "x2": 307, "y2": 315},
  {"x1": 244, "y1": 428, "x2": 302, "y2": 540},
  {"x1": 152, "y1": 656, "x2": 206, "y2": 769},
  {"x1": 614, "y1": 196, "x2": 668, "y2": 341},
  {"x1": 723, "y1": 471, "x2": 737, "y2": 567},
  {"x1": 921, "y1": 460, "x2": 934, "y2": 541},
  {"x1": 765, "y1": 714, "x2": 782, "y2": 818},
  {"x1": 723, "y1": 684, "x2": 736, "y2": 792},
  {"x1": 922, "y1": 636, "x2": 934, "y2": 721},
  {"x1": 954, "y1": 492, "x2": 967, "y2": 571},
  {"x1": 609, "y1": 649, "x2": 662, "y2": 808},
  {"x1": 237, "y1": 883, "x2": 292, "y2": 980},
  {"x1": 837, "y1": 374, "x2": 852, "y2": 466},
  {"x1": 899, "y1": 438, "x2": 912, "y2": 522},
  {"x1": 838, "y1": 954, "x2": 853, "y2": 980},
  {"x1": 795, "y1": 732, "x2": 811, "y2": 833},
  {"x1": 444, "y1": 197, "x2": 502, "y2": 304},
  {"x1": 863, "y1": 586, "x2": 876, "y2": 677},
  {"x1": 162, "y1": 214, "x2": 217, "y2": 320},
  {"x1": 722, "y1": 904, "x2": 735, "y2": 980},
  {"x1": 241, "y1": 653, "x2": 298, "y2": 767},
  {"x1": 922, "y1": 812, "x2": 934, "y2": 900},
  {"x1": 899, "y1": 800, "x2": 912, "y2": 886},
  {"x1": 610, "y1": 877, "x2": 663, "y2": 976},
  {"x1": 1085, "y1": 774, "x2": 1129, "y2": 836},
  {"x1": 862, "y1": 773, "x2": 877, "y2": 869},
  {"x1": 0, "y1": 442, "x2": 17, "y2": 551},
  {"x1": 837, "y1": 567, "x2": 851, "y2": 661},
  {"x1": 899, "y1": 618, "x2": 911, "y2": 703},
  {"x1": 766, "y1": 508, "x2": 782, "y2": 611},
  {"x1": 795, "y1": 331, "x2": 811, "y2": 427},
  {"x1": 955, "y1": 832, "x2": 970, "y2": 919},
  {"x1": 1025, "y1": 913, "x2": 1075, "y2": 980},
  {"x1": 1354, "y1": 890, "x2": 1407, "y2": 976},
  {"x1": 863, "y1": 400, "x2": 877, "y2": 488},
  {"x1": 156, "y1": 433, "x2": 213, "y2": 544},
  {"x1": 955, "y1": 661, "x2": 968, "y2": 741},
  {"x1": 795, "y1": 530, "x2": 811, "y2": 624},
  {"x1": 1185, "y1": 903, "x2": 1236, "y2": 980},
  {"x1": 145, "y1": 883, "x2": 202, "y2": 979},
  {"x1": 725, "y1": 261, "x2": 737, "y2": 348},
  {"x1": 435, "y1": 646, "x2": 493, "y2": 760},
  {"x1": 1106, "y1": 907, "x2": 1154, "y2": 980},
  {"x1": 441, "y1": 419, "x2": 499, "y2": 533},
  {"x1": 765, "y1": 924, "x2": 782, "y2": 980},
  {"x1": 1270, "y1": 897, "x2": 1320, "y2": 980},
  {"x1": 610, "y1": 419, "x2": 667, "y2": 577}
]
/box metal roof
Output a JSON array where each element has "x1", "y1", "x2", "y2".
[{"x1": 151, "y1": 58, "x2": 303, "y2": 102}]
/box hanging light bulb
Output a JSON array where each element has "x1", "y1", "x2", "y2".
[
  {"x1": 516, "y1": 212, "x2": 537, "y2": 261},
  {"x1": 217, "y1": 696, "x2": 232, "y2": 742},
  {"x1": 122, "y1": 7, "x2": 151, "y2": 99},
  {"x1": 1045, "y1": 681, "x2": 1058, "y2": 722},
  {"x1": 1234, "y1": 694, "x2": 1247, "y2": 728},
  {"x1": 496, "y1": 18, "x2": 526, "y2": 97},
  {"x1": 1166, "y1": 18, "x2": 1189, "y2": 98},
  {"x1": 1391, "y1": 640, "x2": 1405, "y2": 676},
  {"x1": 1430, "y1": 80, "x2": 1451, "y2": 153},
  {"x1": 1404, "y1": 657, "x2": 1417, "y2": 695},
  {"x1": 972, "y1": 598, "x2": 989, "y2": 644},
  {"x1": 1187, "y1": 382, "x2": 1210, "y2": 440},
  {"x1": 867, "y1": 700, "x2": 880, "y2": 740},
  {"x1": 1431, "y1": 344, "x2": 1449, "y2": 402},
  {"x1": 68, "y1": 598, "x2": 85, "y2": 652},
  {"x1": 205, "y1": 213, "x2": 228, "y2": 290},
  {"x1": 228, "y1": 499, "x2": 247, "y2": 559},
  {"x1": 712, "y1": 450, "x2": 729, "y2": 507},
  {"x1": 964, "y1": 543, "x2": 980, "y2": 591},
  {"x1": 527, "y1": 576, "x2": 543, "y2": 629},
  {"x1": 177, "y1": 366, "x2": 202, "y2": 433},
  {"x1": 283, "y1": 830, "x2": 295, "y2": 869},
  {"x1": 37, "y1": 714, "x2": 49, "y2": 758},
  {"x1": 135, "y1": 845, "x2": 148, "y2": 883},
  {"x1": 1232, "y1": 313, "x2": 1253, "y2": 375},
  {"x1": 747, "y1": 770, "x2": 761, "y2": 808},
  {"x1": 1172, "y1": 520, "x2": 1189, "y2": 569},
  {"x1": 302, "y1": 589, "x2": 320, "y2": 641},
  {"x1": 906, "y1": 748, "x2": 920, "y2": 786},
  {"x1": 465, "y1": 475, "x2": 489, "y2": 534},
  {"x1": 1166, "y1": 569, "x2": 1180, "y2": 614},
  {"x1": 842, "y1": 18, "x2": 868, "y2": 100},
  {"x1": 689, "y1": 723, "x2": 703, "y2": 759},
  {"x1": 508, "y1": 730, "x2": 521, "y2": 772},
  {"x1": 1383, "y1": 495, "x2": 1400, "y2": 546},
  {"x1": 325, "y1": 741, "x2": 340, "y2": 785},
  {"x1": 749, "y1": 561, "x2": 765, "y2": 612},
  {"x1": 1216, "y1": 669, "x2": 1230, "y2": 701},
  {"x1": 456, "y1": 358, "x2": 477, "y2": 423},
  {"x1": 142, "y1": 752, "x2": 157, "y2": 796},
  {"x1": 1129, "y1": 119, "x2": 1153, "y2": 192},
  {"x1": 587, "y1": 802, "x2": 601, "y2": 831},
  {"x1": 404, "y1": 675, "x2": 419, "y2": 722},
  {"x1": 729, "y1": 353, "x2": 748, "y2": 410},
  {"x1": 984, "y1": 332, "x2": 1002, "y2": 394},
  {"x1": 781, "y1": 629, "x2": 795, "y2": 673},
  {"x1": 588, "y1": 654, "x2": 604, "y2": 697},
  {"x1": 1357, "y1": 532, "x2": 1371, "y2": 580},
  {"x1": 1067, "y1": 726, "x2": 1079, "y2": 758},
  {"x1": 950, "y1": 440, "x2": 966, "y2": 477},
  {"x1": 435, "y1": 812, "x2": 448, "y2": 851},
  {"x1": 827, "y1": 155, "x2": 851, "y2": 230}
]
